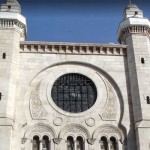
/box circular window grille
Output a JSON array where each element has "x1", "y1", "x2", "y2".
[{"x1": 51, "y1": 73, "x2": 97, "y2": 113}]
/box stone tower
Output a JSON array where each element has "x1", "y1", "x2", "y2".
[
  {"x1": 118, "y1": 3, "x2": 150, "y2": 150},
  {"x1": 0, "y1": 0, "x2": 26, "y2": 149}
]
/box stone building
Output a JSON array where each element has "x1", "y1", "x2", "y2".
[{"x1": 0, "y1": 0, "x2": 150, "y2": 150}]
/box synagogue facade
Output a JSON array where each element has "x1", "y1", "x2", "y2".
[{"x1": 0, "y1": 0, "x2": 150, "y2": 150}]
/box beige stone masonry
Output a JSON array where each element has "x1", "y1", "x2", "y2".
[{"x1": 20, "y1": 42, "x2": 127, "y2": 56}]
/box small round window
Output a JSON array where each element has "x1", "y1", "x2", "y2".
[{"x1": 51, "y1": 73, "x2": 97, "y2": 113}]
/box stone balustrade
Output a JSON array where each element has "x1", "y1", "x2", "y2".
[{"x1": 20, "y1": 42, "x2": 127, "y2": 56}]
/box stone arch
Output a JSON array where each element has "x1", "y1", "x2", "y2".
[
  {"x1": 93, "y1": 124, "x2": 125, "y2": 143},
  {"x1": 59, "y1": 124, "x2": 90, "y2": 139},
  {"x1": 23, "y1": 123, "x2": 56, "y2": 140},
  {"x1": 29, "y1": 61, "x2": 124, "y2": 124}
]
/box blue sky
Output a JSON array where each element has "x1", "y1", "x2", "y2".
[{"x1": 0, "y1": 0, "x2": 150, "y2": 43}]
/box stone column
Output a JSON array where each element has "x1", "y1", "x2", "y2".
[
  {"x1": 117, "y1": 140, "x2": 123, "y2": 150},
  {"x1": 108, "y1": 140, "x2": 111, "y2": 150},
  {"x1": 48, "y1": 140, "x2": 51, "y2": 150},
  {"x1": 74, "y1": 140, "x2": 77, "y2": 150},
  {"x1": 84, "y1": 140, "x2": 88, "y2": 150},
  {"x1": 29, "y1": 139, "x2": 33, "y2": 150},
  {"x1": 40, "y1": 140, "x2": 43, "y2": 150}
]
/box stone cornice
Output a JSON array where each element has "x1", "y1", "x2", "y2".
[
  {"x1": 0, "y1": 19, "x2": 26, "y2": 37},
  {"x1": 20, "y1": 42, "x2": 127, "y2": 56},
  {"x1": 118, "y1": 25, "x2": 150, "y2": 43}
]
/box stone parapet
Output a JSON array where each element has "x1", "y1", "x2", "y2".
[
  {"x1": 118, "y1": 17, "x2": 150, "y2": 43},
  {"x1": 0, "y1": 19, "x2": 26, "y2": 36},
  {"x1": 20, "y1": 42, "x2": 127, "y2": 56},
  {"x1": 118, "y1": 25, "x2": 150, "y2": 43}
]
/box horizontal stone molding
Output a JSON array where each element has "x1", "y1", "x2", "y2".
[
  {"x1": 20, "y1": 42, "x2": 127, "y2": 56},
  {"x1": 0, "y1": 19, "x2": 26, "y2": 37},
  {"x1": 118, "y1": 25, "x2": 150, "y2": 43}
]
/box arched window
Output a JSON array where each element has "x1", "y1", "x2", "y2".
[
  {"x1": 76, "y1": 136, "x2": 84, "y2": 150},
  {"x1": 100, "y1": 136, "x2": 108, "y2": 150},
  {"x1": 110, "y1": 137, "x2": 117, "y2": 150},
  {"x1": 32, "y1": 136, "x2": 40, "y2": 150},
  {"x1": 67, "y1": 136, "x2": 74, "y2": 150},
  {"x1": 42, "y1": 136, "x2": 50, "y2": 150}
]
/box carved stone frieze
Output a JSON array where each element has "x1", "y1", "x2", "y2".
[
  {"x1": 53, "y1": 138, "x2": 62, "y2": 144},
  {"x1": 53, "y1": 117, "x2": 63, "y2": 126},
  {"x1": 93, "y1": 125, "x2": 124, "y2": 143},
  {"x1": 32, "y1": 126, "x2": 51, "y2": 133},
  {"x1": 59, "y1": 124, "x2": 90, "y2": 139},
  {"x1": 85, "y1": 118, "x2": 95, "y2": 127},
  {"x1": 21, "y1": 138, "x2": 27, "y2": 144},
  {"x1": 101, "y1": 78, "x2": 117, "y2": 120},
  {"x1": 87, "y1": 138, "x2": 95, "y2": 145},
  {"x1": 24, "y1": 124, "x2": 56, "y2": 140},
  {"x1": 30, "y1": 83, "x2": 48, "y2": 119}
]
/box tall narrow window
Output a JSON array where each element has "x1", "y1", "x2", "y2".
[
  {"x1": 76, "y1": 136, "x2": 84, "y2": 150},
  {"x1": 2, "y1": 53, "x2": 6, "y2": 59},
  {"x1": 100, "y1": 137, "x2": 108, "y2": 150},
  {"x1": 32, "y1": 136, "x2": 40, "y2": 150},
  {"x1": 67, "y1": 136, "x2": 74, "y2": 150},
  {"x1": 141, "y1": 57, "x2": 145, "y2": 64},
  {"x1": 0, "y1": 92, "x2": 2, "y2": 100},
  {"x1": 42, "y1": 136, "x2": 49, "y2": 150},
  {"x1": 110, "y1": 137, "x2": 117, "y2": 150},
  {"x1": 146, "y1": 96, "x2": 150, "y2": 104}
]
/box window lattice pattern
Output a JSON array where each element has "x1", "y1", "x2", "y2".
[{"x1": 51, "y1": 73, "x2": 97, "y2": 113}]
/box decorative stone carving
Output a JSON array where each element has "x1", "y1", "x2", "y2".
[
  {"x1": 32, "y1": 126, "x2": 51, "y2": 133},
  {"x1": 59, "y1": 124, "x2": 90, "y2": 139},
  {"x1": 21, "y1": 138, "x2": 27, "y2": 144},
  {"x1": 85, "y1": 118, "x2": 95, "y2": 127},
  {"x1": 30, "y1": 83, "x2": 48, "y2": 119},
  {"x1": 87, "y1": 138, "x2": 95, "y2": 145},
  {"x1": 101, "y1": 78, "x2": 117, "y2": 120},
  {"x1": 24, "y1": 123, "x2": 56, "y2": 139},
  {"x1": 53, "y1": 117, "x2": 63, "y2": 126},
  {"x1": 93, "y1": 125, "x2": 125, "y2": 143},
  {"x1": 53, "y1": 138, "x2": 62, "y2": 144},
  {"x1": 118, "y1": 25, "x2": 150, "y2": 43}
]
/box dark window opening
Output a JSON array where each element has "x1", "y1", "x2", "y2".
[
  {"x1": 32, "y1": 136, "x2": 40, "y2": 150},
  {"x1": 8, "y1": 5, "x2": 11, "y2": 9},
  {"x1": 42, "y1": 136, "x2": 49, "y2": 150},
  {"x1": 146, "y1": 96, "x2": 150, "y2": 104},
  {"x1": 100, "y1": 137, "x2": 108, "y2": 150},
  {"x1": 135, "y1": 11, "x2": 138, "y2": 15},
  {"x1": 2, "y1": 53, "x2": 6, "y2": 59},
  {"x1": 110, "y1": 137, "x2": 117, "y2": 150},
  {"x1": 67, "y1": 136, "x2": 74, "y2": 150},
  {"x1": 76, "y1": 136, "x2": 84, "y2": 150},
  {"x1": 0, "y1": 92, "x2": 2, "y2": 100},
  {"x1": 51, "y1": 73, "x2": 97, "y2": 113},
  {"x1": 141, "y1": 58, "x2": 145, "y2": 64}
]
